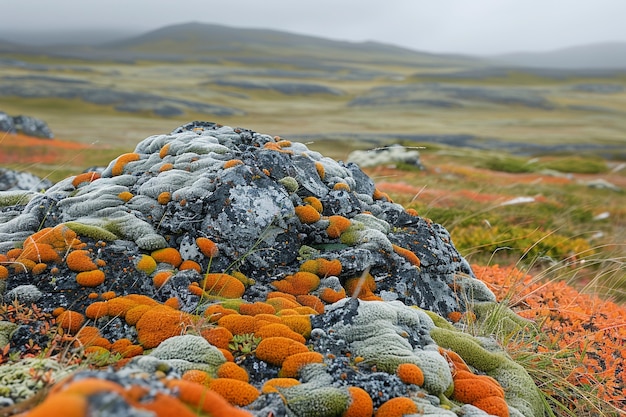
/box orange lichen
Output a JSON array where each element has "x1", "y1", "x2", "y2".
[
  {"x1": 106, "y1": 297, "x2": 140, "y2": 318},
  {"x1": 66, "y1": 249, "x2": 97, "y2": 272},
  {"x1": 166, "y1": 379, "x2": 253, "y2": 417},
  {"x1": 447, "y1": 311, "x2": 463, "y2": 323},
  {"x1": 118, "y1": 191, "x2": 134, "y2": 202},
  {"x1": 57, "y1": 310, "x2": 85, "y2": 333},
  {"x1": 135, "y1": 305, "x2": 193, "y2": 349},
  {"x1": 344, "y1": 386, "x2": 374, "y2": 417},
  {"x1": 326, "y1": 215, "x2": 351, "y2": 239},
  {"x1": 85, "y1": 301, "x2": 109, "y2": 320},
  {"x1": 157, "y1": 192, "x2": 171, "y2": 205},
  {"x1": 31, "y1": 262, "x2": 47, "y2": 275},
  {"x1": 373, "y1": 188, "x2": 392, "y2": 202},
  {"x1": 208, "y1": 378, "x2": 259, "y2": 407},
  {"x1": 151, "y1": 247, "x2": 182, "y2": 268},
  {"x1": 315, "y1": 161, "x2": 325, "y2": 179},
  {"x1": 71, "y1": 171, "x2": 101, "y2": 188},
  {"x1": 264, "y1": 296, "x2": 301, "y2": 312},
  {"x1": 26, "y1": 391, "x2": 88, "y2": 417},
  {"x1": 255, "y1": 323, "x2": 306, "y2": 344},
  {"x1": 439, "y1": 347, "x2": 471, "y2": 373},
  {"x1": 202, "y1": 326, "x2": 234, "y2": 349},
  {"x1": 300, "y1": 258, "x2": 342, "y2": 277},
  {"x1": 375, "y1": 397, "x2": 418, "y2": 417},
  {"x1": 267, "y1": 291, "x2": 297, "y2": 302},
  {"x1": 279, "y1": 351, "x2": 324, "y2": 377},
  {"x1": 179, "y1": 260, "x2": 202, "y2": 273},
  {"x1": 295, "y1": 205, "x2": 321, "y2": 224},
  {"x1": 159, "y1": 163, "x2": 174, "y2": 172},
  {"x1": 472, "y1": 396, "x2": 510, "y2": 417},
  {"x1": 296, "y1": 294, "x2": 325, "y2": 314},
  {"x1": 452, "y1": 370, "x2": 505, "y2": 403},
  {"x1": 0, "y1": 265, "x2": 8, "y2": 280},
  {"x1": 204, "y1": 304, "x2": 239, "y2": 322},
  {"x1": 272, "y1": 271, "x2": 321, "y2": 296},
  {"x1": 279, "y1": 315, "x2": 312, "y2": 338},
  {"x1": 405, "y1": 208, "x2": 419, "y2": 216},
  {"x1": 124, "y1": 304, "x2": 151, "y2": 326},
  {"x1": 110, "y1": 339, "x2": 143, "y2": 358},
  {"x1": 76, "y1": 269, "x2": 105, "y2": 287},
  {"x1": 391, "y1": 244, "x2": 421, "y2": 268},
  {"x1": 302, "y1": 196, "x2": 323, "y2": 213},
  {"x1": 112, "y1": 152, "x2": 140, "y2": 176},
  {"x1": 217, "y1": 362, "x2": 249, "y2": 382},
  {"x1": 217, "y1": 314, "x2": 258, "y2": 335},
  {"x1": 202, "y1": 273, "x2": 246, "y2": 298},
  {"x1": 320, "y1": 287, "x2": 347, "y2": 303},
  {"x1": 159, "y1": 144, "x2": 170, "y2": 158},
  {"x1": 196, "y1": 237, "x2": 219, "y2": 258},
  {"x1": 261, "y1": 378, "x2": 301, "y2": 394},
  {"x1": 293, "y1": 306, "x2": 319, "y2": 315},
  {"x1": 344, "y1": 274, "x2": 382, "y2": 301},
  {"x1": 239, "y1": 301, "x2": 276, "y2": 316},
  {"x1": 182, "y1": 369, "x2": 212, "y2": 385},
  {"x1": 164, "y1": 297, "x2": 180, "y2": 309},
  {"x1": 136, "y1": 254, "x2": 157, "y2": 274},
  {"x1": 224, "y1": 159, "x2": 244, "y2": 169},
  {"x1": 396, "y1": 363, "x2": 424, "y2": 386},
  {"x1": 333, "y1": 183, "x2": 351, "y2": 192},
  {"x1": 152, "y1": 270, "x2": 174, "y2": 289},
  {"x1": 255, "y1": 336, "x2": 310, "y2": 366}
]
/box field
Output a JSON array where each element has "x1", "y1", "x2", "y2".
[{"x1": 1, "y1": 30, "x2": 626, "y2": 415}]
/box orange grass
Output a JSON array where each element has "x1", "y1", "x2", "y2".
[{"x1": 473, "y1": 264, "x2": 626, "y2": 413}]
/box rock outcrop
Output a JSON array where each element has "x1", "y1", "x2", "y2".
[
  {"x1": 0, "y1": 112, "x2": 54, "y2": 138},
  {"x1": 0, "y1": 122, "x2": 542, "y2": 417}
]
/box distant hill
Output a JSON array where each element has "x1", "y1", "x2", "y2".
[
  {"x1": 0, "y1": 22, "x2": 480, "y2": 68},
  {"x1": 490, "y1": 42, "x2": 626, "y2": 69}
]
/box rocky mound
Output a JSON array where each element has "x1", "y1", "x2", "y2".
[
  {"x1": 0, "y1": 112, "x2": 54, "y2": 139},
  {"x1": 0, "y1": 122, "x2": 542, "y2": 417}
]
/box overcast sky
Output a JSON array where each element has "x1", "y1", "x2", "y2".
[{"x1": 4, "y1": 0, "x2": 626, "y2": 55}]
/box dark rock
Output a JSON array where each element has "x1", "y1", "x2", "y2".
[
  {"x1": 13, "y1": 115, "x2": 54, "y2": 138},
  {"x1": 0, "y1": 167, "x2": 53, "y2": 191}
]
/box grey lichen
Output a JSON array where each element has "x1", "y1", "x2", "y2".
[{"x1": 147, "y1": 334, "x2": 226, "y2": 374}]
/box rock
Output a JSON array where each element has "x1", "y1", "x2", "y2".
[
  {"x1": 0, "y1": 121, "x2": 536, "y2": 416},
  {"x1": 347, "y1": 144, "x2": 424, "y2": 169},
  {"x1": 584, "y1": 178, "x2": 622, "y2": 192},
  {"x1": 0, "y1": 168, "x2": 53, "y2": 192},
  {"x1": 0, "y1": 112, "x2": 54, "y2": 138}
]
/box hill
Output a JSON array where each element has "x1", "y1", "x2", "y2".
[{"x1": 490, "y1": 41, "x2": 626, "y2": 69}]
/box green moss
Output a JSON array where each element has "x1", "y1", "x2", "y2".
[
  {"x1": 430, "y1": 327, "x2": 505, "y2": 372},
  {"x1": 64, "y1": 221, "x2": 119, "y2": 241},
  {"x1": 0, "y1": 192, "x2": 34, "y2": 207},
  {"x1": 278, "y1": 176, "x2": 299, "y2": 193},
  {"x1": 0, "y1": 321, "x2": 19, "y2": 347},
  {"x1": 471, "y1": 301, "x2": 535, "y2": 337},
  {"x1": 420, "y1": 308, "x2": 455, "y2": 330}
]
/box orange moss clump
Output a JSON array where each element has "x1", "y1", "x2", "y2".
[
  {"x1": 326, "y1": 215, "x2": 351, "y2": 239},
  {"x1": 303, "y1": 196, "x2": 323, "y2": 213},
  {"x1": 439, "y1": 347, "x2": 471, "y2": 373},
  {"x1": 296, "y1": 294, "x2": 325, "y2": 314},
  {"x1": 202, "y1": 273, "x2": 246, "y2": 298},
  {"x1": 151, "y1": 247, "x2": 182, "y2": 268},
  {"x1": 27, "y1": 390, "x2": 89, "y2": 417},
  {"x1": 135, "y1": 254, "x2": 157, "y2": 274},
  {"x1": 152, "y1": 270, "x2": 174, "y2": 289},
  {"x1": 110, "y1": 338, "x2": 143, "y2": 358},
  {"x1": 315, "y1": 161, "x2": 325, "y2": 179},
  {"x1": 279, "y1": 315, "x2": 312, "y2": 338},
  {"x1": 217, "y1": 362, "x2": 249, "y2": 382},
  {"x1": 204, "y1": 304, "x2": 239, "y2": 322},
  {"x1": 300, "y1": 258, "x2": 342, "y2": 277},
  {"x1": 76, "y1": 269, "x2": 105, "y2": 287},
  {"x1": 135, "y1": 305, "x2": 193, "y2": 349},
  {"x1": 71, "y1": 171, "x2": 101, "y2": 188},
  {"x1": 125, "y1": 305, "x2": 151, "y2": 326},
  {"x1": 159, "y1": 163, "x2": 174, "y2": 172},
  {"x1": 223, "y1": 159, "x2": 244, "y2": 169},
  {"x1": 396, "y1": 363, "x2": 424, "y2": 386},
  {"x1": 218, "y1": 314, "x2": 258, "y2": 335},
  {"x1": 452, "y1": 370, "x2": 507, "y2": 417},
  {"x1": 344, "y1": 386, "x2": 374, "y2": 417},
  {"x1": 279, "y1": 351, "x2": 324, "y2": 377},
  {"x1": 239, "y1": 301, "x2": 276, "y2": 316},
  {"x1": 344, "y1": 274, "x2": 382, "y2": 301},
  {"x1": 295, "y1": 205, "x2": 322, "y2": 224},
  {"x1": 372, "y1": 188, "x2": 392, "y2": 202},
  {"x1": 182, "y1": 369, "x2": 212, "y2": 385},
  {"x1": 255, "y1": 336, "x2": 310, "y2": 366},
  {"x1": 405, "y1": 208, "x2": 419, "y2": 216},
  {"x1": 179, "y1": 260, "x2": 201, "y2": 273},
  {"x1": 159, "y1": 144, "x2": 170, "y2": 159},
  {"x1": 196, "y1": 237, "x2": 219, "y2": 258},
  {"x1": 333, "y1": 183, "x2": 351, "y2": 192},
  {"x1": 255, "y1": 323, "x2": 306, "y2": 344},
  {"x1": 85, "y1": 301, "x2": 108, "y2": 320},
  {"x1": 56, "y1": 310, "x2": 85, "y2": 333},
  {"x1": 201, "y1": 326, "x2": 233, "y2": 349},
  {"x1": 166, "y1": 379, "x2": 253, "y2": 417},
  {"x1": 375, "y1": 397, "x2": 417, "y2": 417},
  {"x1": 272, "y1": 271, "x2": 321, "y2": 296},
  {"x1": 391, "y1": 244, "x2": 421, "y2": 268},
  {"x1": 112, "y1": 153, "x2": 140, "y2": 176},
  {"x1": 157, "y1": 192, "x2": 171, "y2": 205},
  {"x1": 0, "y1": 265, "x2": 8, "y2": 280},
  {"x1": 320, "y1": 287, "x2": 347, "y2": 304},
  {"x1": 261, "y1": 378, "x2": 300, "y2": 394},
  {"x1": 209, "y1": 379, "x2": 260, "y2": 407},
  {"x1": 66, "y1": 249, "x2": 97, "y2": 272},
  {"x1": 118, "y1": 191, "x2": 134, "y2": 202}
]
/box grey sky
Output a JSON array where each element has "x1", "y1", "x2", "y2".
[{"x1": 4, "y1": 0, "x2": 626, "y2": 55}]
